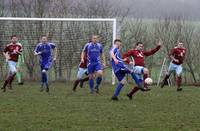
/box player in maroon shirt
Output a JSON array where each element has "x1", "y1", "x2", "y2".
[
  {"x1": 123, "y1": 41, "x2": 161, "y2": 99},
  {"x1": 2, "y1": 35, "x2": 22, "y2": 92},
  {"x1": 72, "y1": 55, "x2": 89, "y2": 91},
  {"x1": 161, "y1": 41, "x2": 186, "y2": 91}
]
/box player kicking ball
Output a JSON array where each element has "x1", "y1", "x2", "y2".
[
  {"x1": 2, "y1": 35, "x2": 23, "y2": 92},
  {"x1": 110, "y1": 39, "x2": 145, "y2": 101},
  {"x1": 123, "y1": 41, "x2": 161, "y2": 91},
  {"x1": 161, "y1": 40, "x2": 186, "y2": 91},
  {"x1": 34, "y1": 35, "x2": 57, "y2": 92},
  {"x1": 81, "y1": 35, "x2": 106, "y2": 94}
]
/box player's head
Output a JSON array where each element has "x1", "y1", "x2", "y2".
[
  {"x1": 41, "y1": 35, "x2": 48, "y2": 43},
  {"x1": 91, "y1": 35, "x2": 98, "y2": 43},
  {"x1": 114, "y1": 39, "x2": 122, "y2": 48},
  {"x1": 135, "y1": 42, "x2": 144, "y2": 51},
  {"x1": 11, "y1": 35, "x2": 18, "y2": 44},
  {"x1": 177, "y1": 41, "x2": 184, "y2": 48}
]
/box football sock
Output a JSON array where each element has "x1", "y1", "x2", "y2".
[
  {"x1": 113, "y1": 83, "x2": 124, "y2": 97},
  {"x1": 95, "y1": 76, "x2": 102, "y2": 90},
  {"x1": 41, "y1": 71, "x2": 47, "y2": 83},
  {"x1": 8, "y1": 73, "x2": 16, "y2": 88},
  {"x1": 73, "y1": 79, "x2": 80, "y2": 91},
  {"x1": 163, "y1": 74, "x2": 170, "y2": 82},
  {"x1": 128, "y1": 86, "x2": 139, "y2": 96},
  {"x1": 89, "y1": 79, "x2": 94, "y2": 93},
  {"x1": 131, "y1": 73, "x2": 143, "y2": 88},
  {"x1": 176, "y1": 76, "x2": 182, "y2": 88}
]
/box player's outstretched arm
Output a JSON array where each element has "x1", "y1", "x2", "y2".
[{"x1": 144, "y1": 40, "x2": 162, "y2": 56}]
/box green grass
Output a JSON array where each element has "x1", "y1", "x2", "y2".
[{"x1": 0, "y1": 82, "x2": 199, "y2": 131}]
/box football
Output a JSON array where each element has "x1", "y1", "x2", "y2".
[{"x1": 145, "y1": 77, "x2": 153, "y2": 85}]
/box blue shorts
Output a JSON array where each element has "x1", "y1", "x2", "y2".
[
  {"x1": 87, "y1": 62, "x2": 102, "y2": 74},
  {"x1": 168, "y1": 62, "x2": 183, "y2": 76},
  {"x1": 115, "y1": 67, "x2": 131, "y2": 81},
  {"x1": 8, "y1": 60, "x2": 17, "y2": 73},
  {"x1": 40, "y1": 59, "x2": 52, "y2": 71}
]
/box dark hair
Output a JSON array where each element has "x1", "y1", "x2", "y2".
[
  {"x1": 114, "y1": 39, "x2": 121, "y2": 44},
  {"x1": 11, "y1": 35, "x2": 17, "y2": 39},
  {"x1": 135, "y1": 41, "x2": 143, "y2": 46},
  {"x1": 41, "y1": 35, "x2": 47, "y2": 38}
]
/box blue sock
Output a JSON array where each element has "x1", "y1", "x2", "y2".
[
  {"x1": 95, "y1": 77, "x2": 102, "y2": 89},
  {"x1": 131, "y1": 73, "x2": 143, "y2": 88},
  {"x1": 89, "y1": 79, "x2": 94, "y2": 93},
  {"x1": 113, "y1": 83, "x2": 124, "y2": 97},
  {"x1": 42, "y1": 72, "x2": 47, "y2": 83}
]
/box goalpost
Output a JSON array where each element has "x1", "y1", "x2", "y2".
[{"x1": 0, "y1": 17, "x2": 117, "y2": 84}]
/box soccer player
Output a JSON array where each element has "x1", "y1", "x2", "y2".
[
  {"x1": 73, "y1": 54, "x2": 89, "y2": 92},
  {"x1": 161, "y1": 41, "x2": 186, "y2": 91},
  {"x1": 81, "y1": 35, "x2": 106, "y2": 94},
  {"x1": 110, "y1": 39, "x2": 144, "y2": 101},
  {"x1": 16, "y1": 42, "x2": 25, "y2": 85},
  {"x1": 34, "y1": 35, "x2": 57, "y2": 92},
  {"x1": 1, "y1": 35, "x2": 22, "y2": 92},
  {"x1": 123, "y1": 41, "x2": 161, "y2": 99}
]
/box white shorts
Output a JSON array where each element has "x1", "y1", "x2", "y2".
[
  {"x1": 8, "y1": 60, "x2": 17, "y2": 74},
  {"x1": 168, "y1": 62, "x2": 183, "y2": 76},
  {"x1": 132, "y1": 66, "x2": 144, "y2": 80},
  {"x1": 77, "y1": 68, "x2": 88, "y2": 79}
]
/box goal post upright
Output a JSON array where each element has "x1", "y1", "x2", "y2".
[{"x1": 0, "y1": 17, "x2": 117, "y2": 84}]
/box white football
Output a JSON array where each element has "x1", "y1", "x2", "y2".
[{"x1": 145, "y1": 78, "x2": 153, "y2": 85}]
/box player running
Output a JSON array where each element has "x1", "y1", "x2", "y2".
[
  {"x1": 123, "y1": 41, "x2": 161, "y2": 99},
  {"x1": 81, "y1": 35, "x2": 106, "y2": 94},
  {"x1": 2, "y1": 35, "x2": 23, "y2": 92},
  {"x1": 73, "y1": 54, "x2": 89, "y2": 92},
  {"x1": 161, "y1": 41, "x2": 186, "y2": 91},
  {"x1": 34, "y1": 35, "x2": 57, "y2": 92},
  {"x1": 110, "y1": 39, "x2": 145, "y2": 101}
]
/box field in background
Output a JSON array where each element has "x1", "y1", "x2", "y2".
[{"x1": 0, "y1": 82, "x2": 199, "y2": 130}]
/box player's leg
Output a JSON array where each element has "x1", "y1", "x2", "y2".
[
  {"x1": 94, "y1": 63, "x2": 103, "y2": 93},
  {"x1": 127, "y1": 66, "x2": 146, "y2": 99},
  {"x1": 175, "y1": 65, "x2": 183, "y2": 91},
  {"x1": 142, "y1": 68, "x2": 151, "y2": 91},
  {"x1": 88, "y1": 63, "x2": 95, "y2": 94},
  {"x1": 161, "y1": 62, "x2": 174, "y2": 88},
  {"x1": 79, "y1": 76, "x2": 89, "y2": 88},
  {"x1": 111, "y1": 71, "x2": 126, "y2": 101},
  {"x1": 73, "y1": 68, "x2": 85, "y2": 91},
  {"x1": 40, "y1": 61, "x2": 49, "y2": 92},
  {"x1": 2, "y1": 61, "x2": 17, "y2": 91},
  {"x1": 127, "y1": 73, "x2": 143, "y2": 100}
]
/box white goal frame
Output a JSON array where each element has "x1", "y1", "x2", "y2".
[{"x1": 0, "y1": 17, "x2": 117, "y2": 84}]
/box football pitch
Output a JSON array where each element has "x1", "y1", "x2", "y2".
[{"x1": 0, "y1": 82, "x2": 199, "y2": 131}]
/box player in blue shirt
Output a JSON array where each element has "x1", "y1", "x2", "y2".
[
  {"x1": 81, "y1": 35, "x2": 106, "y2": 94},
  {"x1": 110, "y1": 39, "x2": 144, "y2": 101},
  {"x1": 34, "y1": 35, "x2": 57, "y2": 92}
]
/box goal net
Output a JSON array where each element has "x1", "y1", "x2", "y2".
[{"x1": 0, "y1": 17, "x2": 117, "y2": 83}]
